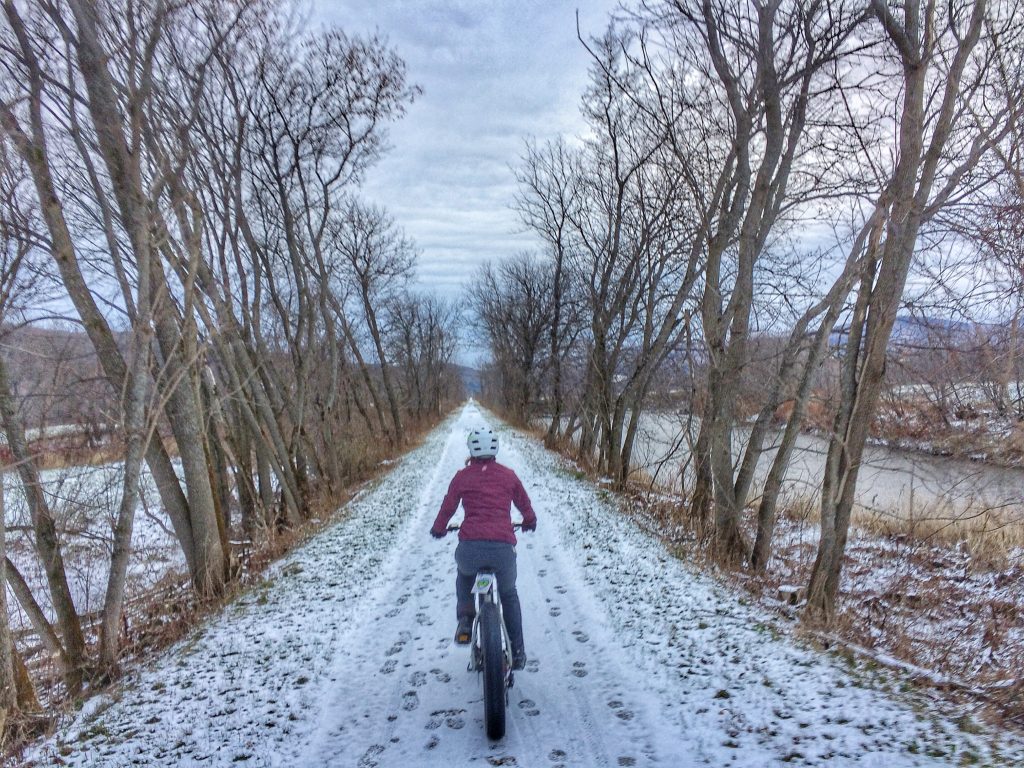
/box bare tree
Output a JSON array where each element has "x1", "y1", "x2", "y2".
[
  {"x1": 0, "y1": 0, "x2": 429, "y2": 706},
  {"x1": 388, "y1": 292, "x2": 460, "y2": 421},
  {"x1": 471, "y1": 254, "x2": 556, "y2": 423},
  {"x1": 333, "y1": 201, "x2": 415, "y2": 445},
  {"x1": 616, "y1": 0, "x2": 868, "y2": 561},
  {"x1": 807, "y1": 0, "x2": 1024, "y2": 619},
  {"x1": 514, "y1": 139, "x2": 584, "y2": 444}
]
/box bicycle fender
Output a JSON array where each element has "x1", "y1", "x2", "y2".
[{"x1": 471, "y1": 573, "x2": 497, "y2": 595}]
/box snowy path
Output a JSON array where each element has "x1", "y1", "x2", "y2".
[{"x1": 30, "y1": 404, "x2": 1021, "y2": 767}]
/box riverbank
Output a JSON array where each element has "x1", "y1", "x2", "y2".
[
  {"x1": 872, "y1": 378, "x2": 1024, "y2": 469},
  {"x1": 867, "y1": 398, "x2": 1024, "y2": 470},
  {"x1": 532, "y1": 414, "x2": 1024, "y2": 727}
]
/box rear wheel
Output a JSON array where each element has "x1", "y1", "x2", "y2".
[{"x1": 479, "y1": 601, "x2": 506, "y2": 740}]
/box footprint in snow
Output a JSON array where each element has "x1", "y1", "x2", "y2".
[
  {"x1": 548, "y1": 607, "x2": 561, "y2": 617},
  {"x1": 357, "y1": 744, "x2": 385, "y2": 768},
  {"x1": 554, "y1": 585, "x2": 567, "y2": 594},
  {"x1": 572, "y1": 630, "x2": 589, "y2": 643},
  {"x1": 410, "y1": 671, "x2": 427, "y2": 687},
  {"x1": 426, "y1": 708, "x2": 465, "y2": 730},
  {"x1": 517, "y1": 699, "x2": 540, "y2": 717},
  {"x1": 572, "y1": 661, "x2": 588, "y2": 678},
  {"x1": 525, "y1": 659, "x2": 540, "y2": 673},
  {"x1": 401, "y1": 691, "x2": 419, "y2": 711},
  {"x1": 385, "y1": 608, "x2": 401, "y2": 618},
  {"x1": 430, "y1": 668, "x2": 451, "y2": 683},
  {"x1": 415, "y1": 612, "x2": 434, "y2": 627},
  {"x1": 549, "y1": 749, "x2": 568, "y2": 762}
]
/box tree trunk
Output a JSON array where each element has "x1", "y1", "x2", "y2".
[
  {"x1": 4, "y1": 557, "x2": 67, "y2": 682},
  {"x1": 0, "y1": 479, "x2": 19, "y2": 741},
  {"x1": 806, "y1": 0, "x2": 990, "y2": 621},
  {"x1": 689, "y1": 407, "x2": 713, "y2": 535},
  {"x1": 99, "y1": 333, "x2": 148, "y2": 674},
  {"x1": 361, "y1": 288, "x2": 405, "y2": 446},
  {"x1": 148, "y1": 285, "x2": 226, "y2": 595}
]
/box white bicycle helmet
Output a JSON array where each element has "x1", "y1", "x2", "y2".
[{"x1": 467, "y1": 426, "x2": 499, "y2": 458}]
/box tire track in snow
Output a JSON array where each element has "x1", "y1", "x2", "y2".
[{"x1": 497, "y1": 433, "x2": 672, "y2": 768}]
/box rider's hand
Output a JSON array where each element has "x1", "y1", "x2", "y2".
[
  {"x1": 521, "y1": 521, "x2": 536, "y2": 533},
  {"x1": 430, "y1": 527, "x2": 446, "y2": 539}
]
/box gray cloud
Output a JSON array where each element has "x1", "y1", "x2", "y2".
[{"x1": 313, "y1": 0, "x2": 621, "y2": 314}]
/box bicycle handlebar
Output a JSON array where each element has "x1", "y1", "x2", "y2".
[{"x1": 447, "y1": 523, "x2": 523, "y2": 532}]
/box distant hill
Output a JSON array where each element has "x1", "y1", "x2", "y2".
[
  {"x1": 829, "y1": 314, "x2": 1001, "y2": 350},
  {"x1": 2, "y1": 325, "x2": 112, "y2": 428},
  {"x1": 454, "y1": 365, "x2": 481, "y2": 396}
]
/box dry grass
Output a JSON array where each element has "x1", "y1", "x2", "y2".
[
  {"x1": 852, "y1": 502, "x2": 1024, "y2": 569},
  {"x1": 743, "y1": 500, "x2": 1022, "y2": 725},
  {"x1": 34, "y1": 446, "x2": 125, "y2": 470},
  {"x1": 779, "y1": 510, "x2": 1023, "y2": 723}
]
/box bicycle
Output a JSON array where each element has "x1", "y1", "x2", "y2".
[{"x1": 446, "y1": 523, "x2": 520, "y2": 740}]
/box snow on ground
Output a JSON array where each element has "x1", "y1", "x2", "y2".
[
  {"x1": 4, "y1": 460, "x2": 185, "y2": 626},
  {"x1": 25, "y1": 404, "x2": 1023, "y2": 767}
]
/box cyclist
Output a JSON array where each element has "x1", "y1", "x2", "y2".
[{"x1": 430, "y1": 425, "x2": 536, "y2": 670}]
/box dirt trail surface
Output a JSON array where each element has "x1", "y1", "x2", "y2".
[{"x1": 28, "y1": 404, "x2": 1022, "y2": 767}]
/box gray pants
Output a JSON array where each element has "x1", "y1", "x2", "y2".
[{"x1": 455, "y1": 540, "x2": 525, "y2": 655}]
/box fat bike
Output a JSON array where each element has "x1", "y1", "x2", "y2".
[{"x1": 447, "y1": 524, "x2": 520, "y2": 740}]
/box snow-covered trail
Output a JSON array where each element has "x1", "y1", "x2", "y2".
[
  {"x1": 297, "y1": 404, "x2": 679, "y2": 768},
  {"x1": 30, "y1": 404, "x2": 1020, "y2": 767}
]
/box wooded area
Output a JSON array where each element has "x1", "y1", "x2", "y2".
[
  {"x1": 0, "y1": 0, "x2": 462, "y2": 743},
  {"x1": 474, "y1": 0, "x2": 1023, "y2": 619}
]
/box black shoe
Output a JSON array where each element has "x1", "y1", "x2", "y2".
[
  {"x1": 512, "y1": 650, "x2": 527, "y2": 670},
  {"x1": 455, "y1": 617, "x2": 473, "y2": 645}
]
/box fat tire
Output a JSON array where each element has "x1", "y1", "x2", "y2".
[{"x1": 479, "y1": 601, "x2": 506, "y2": 740}]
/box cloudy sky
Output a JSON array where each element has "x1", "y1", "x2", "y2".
[{"x1": 313, "y1": 0, "x2": 621, "y2": 299}]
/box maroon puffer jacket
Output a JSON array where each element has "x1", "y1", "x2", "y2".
[{"x1": 430, "y1": 458, "x2": 536, "y2": 545}]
